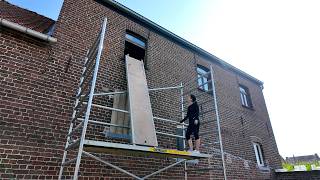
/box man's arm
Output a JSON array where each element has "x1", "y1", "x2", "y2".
[{"x1": 180, "y1": 114, "x2": 188, "y2": 123}]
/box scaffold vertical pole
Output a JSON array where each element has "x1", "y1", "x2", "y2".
[
  {"x1": 180, "y1": 82, "x2": 188, "y2": 180},
  {"x1": 210, "y1": 65, "x2": 227, "y2": 180},
  {"x1": 72, "y1": 17, "x2": 108, "y2": 180}
]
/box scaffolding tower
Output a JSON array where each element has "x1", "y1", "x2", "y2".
[{"x1": 58, "y1": 17, "x2": 227, "y2": 180}]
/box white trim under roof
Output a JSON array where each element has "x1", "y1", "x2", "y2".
[{"x1": 0, "y1": 18, "x2": 57, "y2": 43}]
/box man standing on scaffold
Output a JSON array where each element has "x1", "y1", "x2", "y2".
[{"x1": 180, "y1": 94, "x2": 200, "y2": 153}]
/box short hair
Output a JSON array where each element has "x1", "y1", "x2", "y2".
[{"x1": 190, "y1": 94, "x2": 196, "y2": 102}]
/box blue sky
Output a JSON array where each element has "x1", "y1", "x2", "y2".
[
  {"x1": 7, "y1": 0, "x2": 63, "y2": 20},
  {"x1": 6, "y1": 0, "x2": 320, "y2": 158}
]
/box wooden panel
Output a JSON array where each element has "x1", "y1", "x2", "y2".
[{"x1": 125, "y1": 55, "x2": 158, "y2": 146}]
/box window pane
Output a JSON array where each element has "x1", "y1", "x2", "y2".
[
  {"x1": 125, "y1": 34, "x2": 146, "y2": 48},
  {"x1": 203, "y1": 77, "x2": 209, "y2": 91},
  {"x1": 197, "y1": 67, "x2": 207, "y2": 74},
  {"x1": 204, "y1": 83, "x2": 209, "y2": 91},
  {"x1": 243, "y1": 94, "x2": 248, "y2": 106},
  {"x1": 253, "y1": 144, "x2": 261, "y2": 165},
  {"x1": 240, "y1": 94, "x2": 245, "y2": 105},
  {"x1": 197, "y1": 65, "x2": 210, "y2": 92},
  {"x1": 197, "y1": 74, "x2": 203, "y2": 89},
  {"x1": 240, "y1": 87, "x2": 247, "y2": 94},
  {"x1": 240, "y1": 85, "x2": 252, "y2": 107},
  {"x1": 253, "y1": 143, "x2": 264, "y2": 166},
  {"x1": 257, "y1": 144, "x2": 264, "y2": 166},
  {"x1": 256, "y1": 146, "x2": 263, "y2": 165}
]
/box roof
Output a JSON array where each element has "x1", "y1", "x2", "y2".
[
  {"x1": 100, "y1": 0, "x2": 264, "y2": 85},
  {"x1": 286, "y1": 154, "x2": 320, "y2": 163},
  {"x1": 0, "y1": 0, "x2": 55, "y2": 33}
]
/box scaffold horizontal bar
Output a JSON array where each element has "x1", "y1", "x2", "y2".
[
  {"x1": 86, "y1": 119, "x2": 130, "y2": 129},
  {"x1": 153, "y1": 116, "x2": 188, "y2": 126},
  {"x1": 156, "y1": 131, "x2": 185, "y2": 138},
  {"x1": 149, "y1": 85, "x2": 183, "y2": 91},
  {"x1": 84, "y1": 103, "x2": 129, "y2": 113},
  {"x1": 92, "y1": 91, "x2": 127, "y2": 96},
  {"x1": 92, "y1": 85, "x2": 183, "y2": 97}
]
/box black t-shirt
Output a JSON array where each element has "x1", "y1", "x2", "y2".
[{"x1": 181, "y1": 102, "x2": 199, "y2": 126}]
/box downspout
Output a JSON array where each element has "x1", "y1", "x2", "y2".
[{"x1": 0, "y1": 18, "x2": 57, "y2": 43}]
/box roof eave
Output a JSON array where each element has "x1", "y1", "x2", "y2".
[{"x1": 100, "y1": 0, "x2": 264, "y2": 86}]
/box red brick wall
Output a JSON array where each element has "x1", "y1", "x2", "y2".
[{"x1": 0, "y1": 0, "x2": 281, "y2": 179}]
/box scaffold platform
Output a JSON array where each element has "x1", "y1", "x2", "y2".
[{"x1": 83, "y1": 140, "x2": 211, "y2": 159}]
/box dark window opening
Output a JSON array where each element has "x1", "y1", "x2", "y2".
[{"x1": 124, "y1": 32, "x2": 146, "y2": 61}]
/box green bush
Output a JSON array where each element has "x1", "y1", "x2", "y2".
[
  {"x1": 305, "y1": 163, "x2": 312, "y2": 171},
  {"x1": 282, "y1": 163, "x2": 294, "y2": 171}
]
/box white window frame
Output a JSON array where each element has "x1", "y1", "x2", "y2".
[
  {"x1": 125, "y1": 33, "x2": 146, "y2": 49},
  {"x1": 239, "y1": 86, "x2": 252, "y2": 107},
  {"x1": 197, "y1": 66, "x2": 209, "y2": 92},
  {"x1": 253, "y1": 142, "x2": 265, "y2": 167}
]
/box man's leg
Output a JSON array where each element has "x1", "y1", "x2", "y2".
[
  {"x1": 188, "y1": 139, "x2": 193, "y2": 151},
  {"x1": 186, "y1": 127, "x2": 193, "y2": 151},
  {"x1": 194, "y1": 124, "x2": 200, "y2": 151},
  {"x1": 195, "y1": 138, "x2": 200, "y2": 151}
]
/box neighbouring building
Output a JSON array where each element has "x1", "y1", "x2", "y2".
[
  {"x1": 0, "y1": 0, "x2": 282, "y2": 179},
  {"x1": 286, "y1": 154, "x2": 320, "y2": 164}
]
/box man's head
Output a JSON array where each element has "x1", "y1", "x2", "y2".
[{"x1": 188, "y1": 94, "x2": 196, "y2": 103}]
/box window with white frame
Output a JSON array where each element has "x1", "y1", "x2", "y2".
[
  {"x1": 197, "y1": 65, "x2": 210, "y2": 92},
  {"x1": 239, "y1": 85, "x2": 252, "y2": 108},
  {"x1": 253, "y1": 142, "x2": 265, "y2": 166}
]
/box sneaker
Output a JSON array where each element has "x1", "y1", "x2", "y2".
[{"x1": 193, "y1": 150, "x2": 200, "y2": 154}]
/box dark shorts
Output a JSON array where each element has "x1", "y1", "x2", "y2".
[{"x1": 185, "y1": 124, "x2": 200, "y2": 140}]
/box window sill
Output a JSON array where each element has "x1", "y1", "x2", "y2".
[
  {"x1": 258, "y1": 165, "x2": 270, "y2": 172},
  {"x1": 242, "y1": 105, "x2": 254, "y2": 111},
  {"x1": 197, "y1": 87, "x2": 213, "y2": 95}
]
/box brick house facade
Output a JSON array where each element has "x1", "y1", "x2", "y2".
[{"x1": 0, "y1": 0, "x2": 282, "y2": 179}]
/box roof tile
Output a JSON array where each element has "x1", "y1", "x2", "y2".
[{"x1": 0, "y1": 0, "x2": 55, "y2": 33}]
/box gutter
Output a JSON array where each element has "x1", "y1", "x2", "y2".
[
  {"x1": 0, "y1": 18, "x2": 57, "y2": 43},
  {"x1": 100, "y1": 0, "x2": 263, "y2": 85}
]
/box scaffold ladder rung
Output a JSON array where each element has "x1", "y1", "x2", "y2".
[
  {"x1": 68, "y1": 121, "x2": 84, "y2": 137},
  {"x1": 62, "y1": 158, "x2": 77, "y2": 166},
  {"x1": 65, "y1": 138, "x2": 80, "y2": 151}
]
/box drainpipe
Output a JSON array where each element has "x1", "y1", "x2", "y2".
[{"x1": 0, "y1": 18, "x2": 57, "y2": 43}]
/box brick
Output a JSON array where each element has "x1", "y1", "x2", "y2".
[{"x1": 0, "y1": 0, "x2": 281, "y2": 179}]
